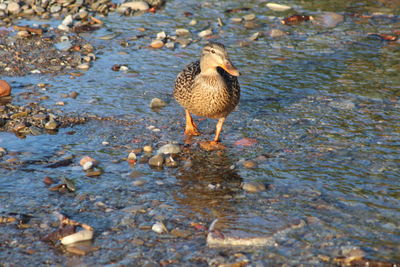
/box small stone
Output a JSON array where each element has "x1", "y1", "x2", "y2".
[
  {"x1": 17, "y1": 31, "x2": 30, "y2": 38},
  {"x1": 119, "y1": 1, "x2": 149, "y2": 11},
  {"x1": 77, "y1": 63, "x2": 90, "y2": 70},
  {"x1": 86, "y1": 169, "x2": 102, "y2": 177},
  {"x1": 69, "y1": 91, "x2": 79, "y2": 99},
  {"x1": 55, "y1": 101, "x2": 65, "y2": 106},
  {"x1": 266, "y1": 3, "x2": 292, "y2": 12},
  {"x1": 157, "y1": 144, "x2": 180, "y2": 154},
  {"x1": 175, "y1": 28, "x2": 190, "y2": 36},
  {"x1": 50, "y1": 5, "x2": 61, "y2": 13},
  {"x1": 189, "y1": 19, "x2": 197, "y2": 26},
  {"x1": 149, "y1": 98, "x2": 167, "y2": 108},
  {"x1": 120, "y1": 66, "x2": 129, "y2": 71},
  {"x1": 148, "y1": 154, "x2": 164, "y2": 167},
  {"x1": 143, "y1": 145, "x2": 152, "y2": 153},
  {"x1": 55, "y1": 40, "x2": 72, "y2": 51},
  {"x1": 152, "y1": 221, "x2": 167, "y2": 234},
  {"x1": 248, "y1": 32, "x2": 260, "y2": 41},
  {"x1": 80, "y1": 156, "x2": 97, "y2": 167},
  {"x1": 57, "y1": 24, "x2": 70, "y2": 31},
  {"x1": 0, "y1": 147, "x2": 7, "y2": 157},
  {"x1": 0, "y1": 80, "x2": 11, "y2": 97},
  {"x1": 165, "y1": 42, "x2": 175, "y2": 49},
  {"x1": 242, "y1": 182, "x2": 266, "y2": 193},
  {"x1": 44, "y1": 120, "x2": 58, "y2": 130},
  {"x1": 61, "y1": 230, "x2": 94, "y2": 245},
  {"x1": 61, "y1": 15, "x2": 73, "y2": 26},
  {"x1": 128, "y1": 151, "x2": 137, "y2": 160},
  {"x1": 242, "y1": 160, "x2": 257, "y2": 168},
  {"x1": 269, "y1": 29, "x2": 287, "y2": 38},
  {"x1": 198, "y1": 29, "x2": 212, "y2": 38},
  {"x1": 7, "y1": 2, "x2": 20, "y2": 14},
  {"x1": 243, "y1": 13, "x2": 256, "y2": 21},
  {"x1": 150, "y1": 39, "x2": 164, "y2": 48},
  {"x1": 311, "y1": 12, "x2": 344, "y2": 28},
  {"x1": 83, "y1": 161, "x2": 93, "y2": 171},
  {"x1": 230, "y1": 17, "x2": 243, "y2": 23},
  {"x1": 170, "y1": 228, "x2": 191, "y2": 238},
  {"x1": 156, "y1": 31, "x2": 166, "y2": 39},
  {"x1": 132, "y1": 179, "x2": 146, "y2": 186}
]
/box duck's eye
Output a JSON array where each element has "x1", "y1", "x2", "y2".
[{"x1": 211, "y1": 49, "x2": 215, "y2": 54}]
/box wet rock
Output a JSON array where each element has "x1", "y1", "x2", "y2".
[
  {"x1": 311, "y1": 12, "x2": 344, "y2": 28},
  {"x1": 266, "y1": 3, "x2": 291, "y2": 12},
  {"x1": 77, "y1": 63, "x2": 90, "y2": 70},
  {"x1": 150, "y1": 39, "x2": 164, "y2": 48},
  {"x1": 269, "y1": 29, "x2": 287, "y2": 38},
  {"x1": 17, "y1": 31, "x2": 30, "y2": 38},
  {"x1": 0, "y1": 147, "x2": 7, "y2": 157},
  {"x1": 230, "y1": 17, "x2": 243, "y2": 23},
  {"x1": 157, "y1": 144, "x2": 180, "y2": 154},
  {"x1": 44, "y1": 120, "x2": 58, "y2": 130},
  {"x1": 170, "y1": 228, "x2": 191, "y2": 238},
  {"x1": 329, "y1": 99, "x2": 355, "y2": 110},
  {"x1": 7, "y1": 2, "x2": 21, "y2": 14},
  {"x1": 248, "y1": 32, "x2": 261, "y2": 41},
  {"x1": 242, "y1": 160, "x2": 258, "y2": 168},
  {"x1": 176, "y1": 28, "x2": 190, "y2": 36},
  {"x1": 0, "y1": 80, "x2": 11, "y2": 97},
  {"x1": 198, "y1": 29, "x2": 212, "y2": 38},
  {"x1": 143, "y1": 145, "x2": 152, "y2": 153},
  {"x1": 69, "y1": 91, "x2": 79, "y2": 99},
  {"x1": 148, "y1": 154, "x2": 164, "y2": 167},
  {"x1": 61, "y1": 15, "x2": 74, "y2": 27},
  {"x1": 243, "y1": 13, "x2": 256, "y2": 21},
  {"x1": 132, "y1": 179, "x2": 146, "y2": 186},
  {"x1": 152, "y1": 221, "x2": 167, "y2": 234},
  {"x1": 156, "y1": 31, "x2": 166, "y2": 39},
  {"x1": 149, "y1": 98, "x2": 167, "y2": 108},
  {"x1": 164, "y1": 155, "x2": 178, "y2": 167},
  {"x1": 119, "y1": 1, "x2": 149, "y2": 11},
  {"x1": 55, "y1": 40, "x2": 73, "y2": 51},
  {"x1": 61, "y1": 230, "x2": 94, "y2": 245},
  {"x1": 242, "y1": 182, "x2": 266, "y2": 193}
]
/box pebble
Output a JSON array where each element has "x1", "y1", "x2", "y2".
[
  {"x1": 311, "y1": 12, "x2": 344, "y2": 28},
  {"x1": 0, "y1": 80, "x2": 11, "y2": 97},
  {"x1": 242, "y1": 160, "x2": 258, "y2": 168},
  {"x1": 7, "y1": 2, "x2": 20, "y2": 14},
  {"x1": 60, "y1": 230, "x2": 94, "y2": 245},
  {"x1": 149, "y1": 98, "x2": 167, "y2": 108},
  {"x1": 156, "y1": 31, "x2": 166, "y2": 39},
  {"x1": 165, "y1": 42, "x2": 175, "y2": 49},
  {"x1": 77, "y1": 63, "x2": 90, "y2": 70},
  {"x1": 148, "y1": 154, "x2": 164, "y2": 167},
  {"x1": 0, "y1": 147, "x2": 7, "y2": 157},
  {"x1": 170, "y1": 228, "x2": 191, "y2": 238},
  {"x1": 128, "y1": 151, "x2": 137, "y2": 160},
  {"x1": 55, "y1": 40, "x2": 72, "y2": 51},
  {"x1": 157, "y1": 144, "x2": 181, "y2": 155},
  {"x1": 79, "y1": 156, "x2": 98, "y2": 168},
  {"x1": 143, "y1": 145, "x2": 152, "y2": 153},
  {"x1": 17, "y1": 31, "x2": 30, "y2": 38},
  {"x1": 132, "y1": 179, "x2": 146, "y2": 186},
  {"x1": 61, "y1": 15, "x2": 73, "y2": 27},
  {"x1": 82, "y1": 161, "x2": 93, "y2": 171},
  {"x1": 150, "y1": 39, "x2": 164, "y2": 49},
  {"x1": 269, "y1": 29, "x2": 287, "y2": 38},
  {"x1": 189, "y1": 19, "x2": 197, "y2": 26},
  {"x1": 44, "y1": 120, "x2": 58, "y2": 130},
  {"x1": 119, "y1": 1, "x2": 149, "y2": 11},
  {"x1": 243, "y1": 13, "x2": 256, "y2": 21},
  {"x1": 242, "y1": 182, "x2": 266, "y2": 193},
  {"x1": 248, "y1": 32, "x2": 260, "y2": 41},
  {"x1": 69, "y1": 91, "x2": 79, "y2": 99},
  {"x1": 266, "y1": 3, "x2": 292, "y2": 12},
  {"x1": 152, "y1": 221, "x2": 167, "y2": 234},
  {"x1": 198, "y1": 29, "x2": 212, "y2": 38},
  {"x1": 175, "y1": 28, "x2": 190, "y2": 36},
  {"x1": 230, "y1": 17, "x2": 243, "y2": 23}
]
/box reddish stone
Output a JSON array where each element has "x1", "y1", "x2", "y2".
[{"x1": 0, "y1": 80, "x2": 11, "y2": 97}]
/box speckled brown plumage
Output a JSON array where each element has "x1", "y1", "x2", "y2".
[{"x1": 173, "y1": 42, "x2": 240, "y2": 144}]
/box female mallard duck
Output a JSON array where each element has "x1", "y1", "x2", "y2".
[{"x1": 174, "y1": 42, "x2": 240, "y2": 148}]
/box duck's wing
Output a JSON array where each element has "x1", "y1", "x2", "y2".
[{"x1": 174, "y1": 61, "x2": 201, "y2": 102}]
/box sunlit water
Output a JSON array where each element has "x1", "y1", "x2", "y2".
[{"x1": 1, "y1": 0, "x2": 399, "y2": 264}]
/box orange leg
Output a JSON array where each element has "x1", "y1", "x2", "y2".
[
  {"x1": 213, "y1": 117, "x2": 226, "y2": 142},
  {"x1": 184, "y1": 110, "x2": 201, "y2": 136}
]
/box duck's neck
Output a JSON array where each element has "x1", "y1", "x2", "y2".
[{"x1": 199, "y1": 65, "x2": 220, "y2": 77}]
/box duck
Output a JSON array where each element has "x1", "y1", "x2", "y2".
[{"x1": 174, "y1": 42, "x2": 240, "y2": 149}]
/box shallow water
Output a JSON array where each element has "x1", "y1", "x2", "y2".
[{"x1": 1, "y1": 0, "x2": 399, "y2": 265}]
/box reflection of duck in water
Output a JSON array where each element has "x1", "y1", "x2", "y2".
[
  {"x1": 174, "y1": 42, "x2": 240, "y2": 149},
  {"x1": 173, "y1": 150, "x2": 242, "y2": 219}
]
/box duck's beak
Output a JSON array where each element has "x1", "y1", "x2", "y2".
[{"x1": 220, "y1": 60, "x2": 240, "y2": 76}]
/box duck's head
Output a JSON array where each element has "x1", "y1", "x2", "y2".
[{"x1": 200, "y1": 42, "x2": 240, "y2": 76}]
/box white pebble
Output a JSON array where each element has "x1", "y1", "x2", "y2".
[
  {"x1": 83, "y1": 161, "x2": 93, "y2": 171},
  {"x1": 128, "y1": 152, "x2": 137, "y2": 160},
  {"x1": 60, "y1": 230, "x2": 94, "y2": 245},
  {"x1": 266, "y1": 3, "x2": 292, "y2": 12},
  {"x1": 198, "y1": 29, "x2": 212, "y2": 38},
  {"x1": 152, "y1": 221, "x2": 167, "y2": 234}
]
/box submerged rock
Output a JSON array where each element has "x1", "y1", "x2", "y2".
[
  {"x1": 0, "y1": 80, "x2": 11, "y2": 97},
  {"x1": 157, "y1": 144, "x2": 180, "y2": 155}
]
